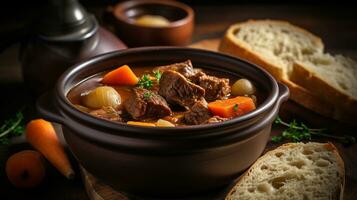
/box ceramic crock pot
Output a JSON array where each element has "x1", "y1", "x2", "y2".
[{"x1": 37, "y1": 47, "x2": 289, "y2": 197}]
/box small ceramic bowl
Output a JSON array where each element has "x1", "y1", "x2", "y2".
[{"x1": 110, "y1": 0, "x2": 194, "y2": 47}]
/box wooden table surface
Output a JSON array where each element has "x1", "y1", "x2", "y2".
[{"x1": 0, "y1": 4, "x2": 356, "y2": 200}]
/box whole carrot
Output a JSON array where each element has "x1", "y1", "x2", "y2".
[{"x1": 26, "y1": 119, "x2": 75, "y2": 179}]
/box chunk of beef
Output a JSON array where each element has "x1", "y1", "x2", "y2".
[
  {"x1": 154, "y1": 60, "x2": 195, "y2": 78},
  {"x1": 124, "y1": 88, "x2": 172, "y2": 120},
  {"x1": 89, "y1": 106, "x2": 122, "y2": 122},
  {"x1": 183, "y1": 99, "x2": 212, "y2": 125},
  {"x1": 159, "y1": 70, "x2": 205, "y2": 108},
  {"x1": 204, "y1": 116, "x2": 228, "y2": 124},
  {"x1": 155, "y1": 60, "x2": 230, "y2": 101},
  {"x1": 192, "y1": 72, "x2": 231, "y2": 101},
  {"x1": 189, "y1": 71, "x2": 206, "y2": 84}
]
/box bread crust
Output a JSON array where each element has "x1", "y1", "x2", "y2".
[
  {"x1": 324, "y1": 143, "x2": 346, "y2": 200},
  {"x1": 282, "y1": 79, "x2": 334, "y2": 116},
  {"x1": 225, "y1": 142, "x2": 345, "y2": 200},
  {"x1": 219, "y1": 20, "x2": 323, "y2": 80},
  {"x1": 291, "y1": 62, "x2": 357, "y2": 114},
  {"x1": 219, "y1": 20, "x2": 331, "y2": 116},
  {"x1": 219, "y1": 21, "x2": 286, "y2": 80}
]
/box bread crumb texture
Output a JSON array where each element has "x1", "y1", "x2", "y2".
[
  {"x1": 234, "y1": 21, "x2": 323, "y2": 76},
  {"x1": 226, "y1": 142, "x2": 344, "y2": 200},
  {"x1": 297, "y1": 54, "x2": 357, "y2": 99},
  {"x1": 222, "y1": 20, "x2": 357, "y2": 121}
]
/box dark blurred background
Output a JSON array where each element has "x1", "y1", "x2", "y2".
[
  {"x1": 1, "y1": 1, "x2": 357, "y2": 50},
  {"x1": 1, "y1": 0, "x2": 357, "y2": 119}
]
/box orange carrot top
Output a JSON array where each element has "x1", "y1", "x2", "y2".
[
  {"x1": 208, "y1": 96, "x2": 256, "y2": 118},
  {"x1": 102, "y1": 65, "x2": 139, "y2": 86}
]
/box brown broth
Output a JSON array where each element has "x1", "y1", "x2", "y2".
[
  {"x1": 67, "y1": 65, "x2": 265, "y2": 125},
  {"x1": 67, "y1": 67, "x2": 154, "y2": 105}
]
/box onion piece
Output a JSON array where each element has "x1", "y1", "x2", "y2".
[
  {"x1": 156, "y1": 119, "x2": 175, "y2": 127},
  {"x1": 82, "y1": 86, "x2": 121, "y2": 109}
]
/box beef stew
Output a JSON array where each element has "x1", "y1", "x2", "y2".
[{"x1": 67, "y1": 60, "x2": 259, "y2": 127}]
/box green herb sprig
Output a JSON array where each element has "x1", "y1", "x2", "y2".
[
  {"x1": 153, "y1": 71, "x2": 162, "y2": 82},
  {"x1": 0, "y1": 111, "x2": 25, "y2": 145},
  {"x1": 271, "y1": 117, "x2": 355, "y2": 144},
  {"x1": 137, "y1": 74, "x2": 153, "y2": 89}
]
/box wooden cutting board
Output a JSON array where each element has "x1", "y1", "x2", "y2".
[
  {"x1": 190, "y1": 39, "x2": 221, "y2": 51},
  {"x1": 81, "y1": 166, "x2": 233, "y2": 200},
  {"x1": 81, "y1": 167, "x2": 129, "y2": 200}
]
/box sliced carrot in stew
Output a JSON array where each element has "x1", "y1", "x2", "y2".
[
  {"x1": 127, "y1": 121, "x2": 156, "y2": 127},
  {"x1": 208, "y1": 96, "x2": 256, "y2": 118},
  {"x1": 102, "y1": 65, "x2": 139, "y2": 85}
]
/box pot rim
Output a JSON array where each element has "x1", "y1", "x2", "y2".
[{"x1": 55, "y1": 47, "x2": 279, "y2": 135}]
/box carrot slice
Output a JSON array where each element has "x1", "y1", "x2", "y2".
[
  {"x1": 208, "y1": 96, "x2": 256, "y2": 118},
  {"x1": 102, "y1": 65, "x2": 139, "y2": 85},
  {"x1": 127, "y1": 121, "x2": 156, "y2": 127}
]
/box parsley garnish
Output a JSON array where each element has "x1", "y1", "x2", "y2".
[
  {"x1": 233, "y1": 104, "x2": 239, "y2": 112},
  {"x1": 0, "y1": 111, "x2": 25, "y2": 145},
  {"x1": 137, "y1": 74, "x2": 153, "y2": 89},
  {"x1": 271, "y1": 116, "x2": 355, "y2": 144},
  {"x1": 153, "y1": 71, "x2": 162, "y2": 82},
  {"x1": 143, "y1": 92, "x2": 152, "y2": 100}
]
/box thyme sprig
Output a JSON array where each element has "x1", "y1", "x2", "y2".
[{"x1": 271, "y1": 117, "x2": 355, "y2": 144}]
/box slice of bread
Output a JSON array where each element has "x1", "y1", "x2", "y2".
[
  {"x1": 225, "y1": 142, "x2": 345, "y2": 200},
  {"x1": 219, "y1": 20, "x2": 324, "y2": 81},
  {"x1": 291, "y1": 54, "x2": 357, "y2": 114},
  {"x1": 219, "y1": 20, "x2": 357, "y2": 123}
]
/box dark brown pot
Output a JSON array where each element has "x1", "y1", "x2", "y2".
[{"x1": 37, "y1": 47, "x2": 289, "y2": 197}]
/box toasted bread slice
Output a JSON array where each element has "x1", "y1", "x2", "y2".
[{"x1": 225, "y1": 142, "x2": 345, "y2": 200}]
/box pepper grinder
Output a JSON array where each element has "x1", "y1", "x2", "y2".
[{"x1": 20, "y1": 0, "x2": 127, "y2": 95}]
